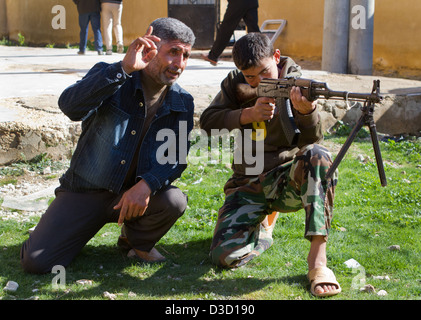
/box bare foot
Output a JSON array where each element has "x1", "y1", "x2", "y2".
[{"x1": 201, "y1": 53, "x2": 218, "y2": 66}]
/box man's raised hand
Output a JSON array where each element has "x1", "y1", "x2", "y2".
[{"x1": 121, "y1": 26, "x2": 161, "y2": 75}]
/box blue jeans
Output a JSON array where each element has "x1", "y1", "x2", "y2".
[{"x1": 78, "y1": 12, "x2": 103, "y2": 52}]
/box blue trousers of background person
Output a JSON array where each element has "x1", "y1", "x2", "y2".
[{"x1": 78, "y1": 12, "x2": 103, "y2": 54}]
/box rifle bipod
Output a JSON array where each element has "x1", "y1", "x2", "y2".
[{"x1": 325, "y1": 80, "x2": 387, "y2": 187}]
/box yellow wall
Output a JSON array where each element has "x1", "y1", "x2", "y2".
[
  {"x1": 5, "y1": 0, "x2": 79, "y2": 45},
  {"x1": 0, "y1": 0, "x2": 7, "y2": 37},
  {"x1": 3, "y1": 0, "x2": 167, "y2": 46},
  {"x1": 119, "y1": 0, "x2": 168, "y2": 42},
  {"x1": 1, "y1": 0, "x2": 420, "y2": 73},
  {"x1": 373, "y1": 0, "x2": 421, "y2": 71},
  {"x1": 257, "y1": 0, "x2": 421, "y2": 72},
  {"x1": 259, "y1": 0, "x2": 325, "y2": 59}
]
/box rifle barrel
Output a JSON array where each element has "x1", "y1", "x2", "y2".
[{"x1": 313, "y1": 88, "x2": 381, "y2": 103}]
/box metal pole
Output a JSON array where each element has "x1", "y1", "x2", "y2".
[
  {"x1": 322, "y1": 0, "x2": 350, "y2": 74},
  {"x1": 348, "y1": 0, "x2": 375, "y2": 75}
]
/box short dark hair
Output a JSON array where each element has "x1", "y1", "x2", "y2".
[
  {"x1": 150, "y1": 17, "x2": 195, "y2": 47},
  {"x1": 232, "y1": 33, "x2": 274, "y2": 70}
]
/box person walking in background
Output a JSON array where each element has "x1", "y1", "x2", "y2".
[
  {"x1": 73, "y1": 0, "x2": 104, "y2": 55},
  {"x1": 202, "y1": 0, "x2": 260, "y2": 66},
  {"x1": 101, "y1": 0, "x2": 124, "y2": 55}
]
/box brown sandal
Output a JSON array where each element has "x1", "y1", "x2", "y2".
[{"x1": 308, "y1": 266, "x2": 341, "y2": 297}]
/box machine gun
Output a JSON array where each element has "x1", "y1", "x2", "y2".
[{"x1": 236, "y1": 78, "x2": 387, "y2": 186}]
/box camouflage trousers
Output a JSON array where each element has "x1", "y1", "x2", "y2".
[{"x1": 210, "y1": 144, "x2": 338, "y2": 268}]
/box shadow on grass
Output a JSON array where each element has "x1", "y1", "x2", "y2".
[{"x1": 0, "y1": 237, "x2": 305, "y2": 300}]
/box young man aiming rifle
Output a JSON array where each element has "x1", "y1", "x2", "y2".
[{"x1": 200, "y1": 32, "x2": 341, "y2": 297}]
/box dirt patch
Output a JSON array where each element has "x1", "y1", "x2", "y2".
[{"x1": 0, "y1": 95, "x2": 80, "y2": 165}]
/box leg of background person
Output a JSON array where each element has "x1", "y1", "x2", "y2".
[
  {"x1": 78, "y1": 13, "x2": 90, "y2": 53},
  {"x1": 20, "y1": 188, "x2": 119, "y2": 274},
  {"x1": 112, "y1": 3, "x2": 124, "y2": 52},
  {"x1": 121, "y1": 186, "x2": 187, "y2": 252},
  {"x1": 101, "y1": 3, "x2": 114, "y2": 53},
  {"x1": 242, "y1": 5, "x2": 260, "y2": 32},
  {"x1": 90, "y1": 12, "x2": 103, "y2": 53},
  {"x1": 207, "y1": 1, "x2": 245, "y2": 62}
]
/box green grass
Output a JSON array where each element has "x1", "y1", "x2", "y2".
[{"x1": 0, "y1": 135, "x2": 420, "y2": 301}]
